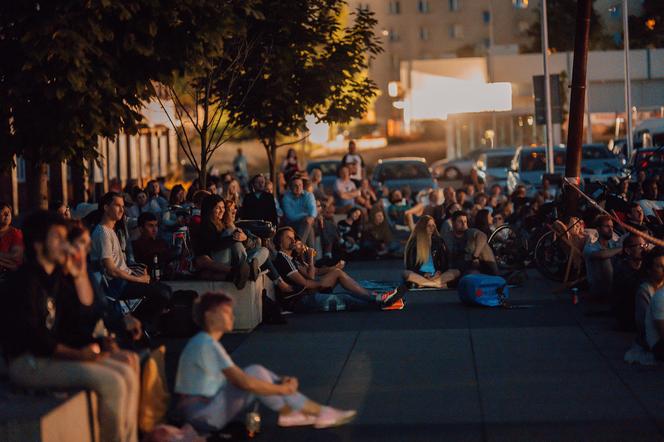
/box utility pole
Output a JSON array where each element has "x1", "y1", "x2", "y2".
[
  {"x1": 540, "y1": 0, "x2": 554, "y2": 174},
  {"x1": 564, "y1": 0, "x2": 593, "y2": 215},
  {"x1": 623, "y1": 0, "x2": 634, "y2": 159}
]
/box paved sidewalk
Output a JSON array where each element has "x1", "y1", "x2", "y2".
[{"x1": 193, "y1": 260, "x2": 664, "y2": 441}]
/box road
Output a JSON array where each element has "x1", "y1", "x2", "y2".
[{"x1": 164, "y1": 260, "x2": 664, "y2": 441}]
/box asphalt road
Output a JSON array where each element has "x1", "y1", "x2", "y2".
[{"x1": 163, "y1": 260, "x2": 664, "y2": 441}]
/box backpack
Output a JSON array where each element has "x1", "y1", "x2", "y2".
[{"x1": 457, "y1": 274, "x2": 509, "y2": 307}]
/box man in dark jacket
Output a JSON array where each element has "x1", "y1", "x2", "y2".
[{"x1": 240, "y1": 174, "x2": 279, "y2": 226}]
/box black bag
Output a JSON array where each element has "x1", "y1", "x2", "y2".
[
  {"x1": 236, "y1": 219, "x2": 276, "y2": 240},
  {"x1": 159, "y1": 290, "x2": 198, "y2": 338}
]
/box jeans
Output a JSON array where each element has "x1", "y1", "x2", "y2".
[
  {"x1": 178, "y1": 364, "x2": 308, "y2": 431},
  {"x1": 213, "y1": 245, "x2": 281, "y2": 282},
  {"x1": 9, "y1": 353, "x2": 139, "y2": 442}
]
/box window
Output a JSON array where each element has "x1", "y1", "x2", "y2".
[
  {"x1": 482, "y1": 10, "x2": 491, "y2": 25},
  {"x1": 512, "y1": 0, "x2": 528, "y2": 8},
  {"x1": 419, "y1": 27, "x2": 430, "y2": 41},
  {"x1": 417, "y1": 0, "x2": 430, "y2": 13},
  {"x1": 389, "y1": 0, "x2": 400, "y2": 14},
  {"x1": 449, "y1": 24, "x2": 463, "y2": 39},
  {"x1": 448, "y1": 0, "x2": 460, "y2": 12},
  {"x1": 388, "y1": 28, "x2": 400, "y2": 42}
]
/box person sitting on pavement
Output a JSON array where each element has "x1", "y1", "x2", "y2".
[
  {"x1": 341, "y1": 139, "x2": 365, "y2": 186},
  {"x1": 474, "y1": 209, "x2": 494, "y2": 238},
  {"x1": 174, "y1": 292, "x2": 356, "y2": 432},
  {"x1": 310, "y1": 168, "x2": 333, "y2": 204},
  {"x1": 612, "y1": 234, "x2": 648, "y2": 331},
  {"x1": 638, "y1": 178, "x2": 664, "y2": 222},
  {"x1": 90, "y1": 192, "x2": 171, "y2": 333},
  {"x1": 146, "y1": 179, "x2": 169, "y2": 215},
  {"x1": 272, "y1": 226, "x2": 406, "y2": 312},
  {"x1": 316, "y1": 200, "x2": 343, "y2": 264},
  {"x1": 625, "y1": 202, "x2": 655, "y2": 236},
  {"x1": 386, "y1": 189, "x2": 413, "y2": 232},
  {"x1": 2, "y1": 211, "x2": 139, "y2": 442},
  {"x1": 441, "y1": 211, "x2": 498, "y2": 275},
  {"x1": 161, "y1": 184, "x2": 188, "y2": 230},
  {"x1": 0, "y1": 201, "x2": 23, "y2": 277},
  {"x1": 643, "y1": 248, "x2": 664, "y2": 362},
  {"x1": 637, "y1": 247, "x2": 664, "y2": 352},
  {"x1": 49, "y1": 200, "x2": 72, "y2": 219},
  {"x1": 403, "y1": 215, "x2": 461, "y2": 289},
  {"x1": 333, "y1": 165, "x2": 364, "y2": 213},
  {"x1": 362, "y1": 207, "x2": 401, "y2": 258},
  {"x1": 282, "y1": 177, "x2": 317, "y2": 248},
  {"x1": 583, "y1": 215, "x2": 622, "y2": 301},
  {"x1": 337, "y1": 207, "x2": 363, "y2": 257}
]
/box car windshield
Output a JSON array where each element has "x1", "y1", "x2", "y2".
[
  {"x1": 582, "y1": 146, "x2": 614, "y2": 160},
  {"x1": 487, "y1": 154, "x2": 514, "y2": 168},
  {"x1": 309, "y1": 162, "x2": 339, "y2": 176},
  {"x1": 376, "y1": 162, "x2": 430, "y2": 180},
  {"x1": 520, "y1": 151, "x2": 565, "y2": 171}
]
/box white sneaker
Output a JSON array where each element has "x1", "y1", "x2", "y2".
[
  {"x1": 278, "y1": 411, "x2": 317, "y2": 427},
  {"x1": 314, "y1": 406, "x2": 357, "y2": 429}
]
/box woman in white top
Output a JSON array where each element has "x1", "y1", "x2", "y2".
[{"x1": 174, "y1": 292, "x2": 356, "y2": 431}]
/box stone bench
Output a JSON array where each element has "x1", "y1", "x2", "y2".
[
  {"x1": 0, "y1": 384, "x2": 99, "y2": 442},
  {"x1": 163, "y1": 273, "x2": 273, "y2": 333}
]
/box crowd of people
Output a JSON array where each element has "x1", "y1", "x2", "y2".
[{"x1": 4, "y1": 140, "x2": 664, "y2": 440}]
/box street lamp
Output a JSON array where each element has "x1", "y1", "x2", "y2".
[
  {"x1": 623, "y1": 0, "x2": 634, "y2": 159},
  {"x1": 540, "y1": 0, "x2": 554, "y2": 174}
]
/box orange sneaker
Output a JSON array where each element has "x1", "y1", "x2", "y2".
[{"x1": 381, "y1": 298, "x2": 405, "y2": 310}]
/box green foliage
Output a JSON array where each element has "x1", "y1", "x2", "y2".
[
  {"x1": 629, "y1": 0, "x2": 664, "y2": 49},
  {"x1": 0, "y1": 1, "x2": 242, "y2": 169},
  {"x1": 216, "y1": 1, "x2": 383, "y2": 180},
  {"x1": 524, "y1": 0, "x2": 615, "y2": 53}
]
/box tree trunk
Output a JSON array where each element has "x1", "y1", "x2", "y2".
[
  {"x1": 70, "y1": 158, "x2": 88, "y2": 204},
  {"x1": 267, "y1": 137, "x2": 279, "y2": 197},
  {"x1": 26, "y1": 160, "x2": 49, "y2": 210}
]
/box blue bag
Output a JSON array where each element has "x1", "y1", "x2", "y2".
[{"x1": 457, "y1": 274, "x2": 509, "y2": 307}]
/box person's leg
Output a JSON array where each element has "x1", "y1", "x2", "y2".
[
  {"x1": 247, "y1": 246, "x2": 269, "y2": 267},
  {"x1": 403, "y1": 270, "x2": 439, "y2": 288},
  {"x1": 243, "y1": 364, "x2": 308, "y2": 412},
  {"x1": 120, "y1": 281, "x2": 170, "y2": 330},
  {"x1": 433, "y1": 269, "x2": 461, "y2": 287},
  {"x1": 99, "y1": 356, "x2": 140, "y2": 442},
  {"x1": 318, "y1": 268, "x2": 373, "y2": 299},
  {"x1": 9, "y1": 355, "x2": 130, "y2": 442}
]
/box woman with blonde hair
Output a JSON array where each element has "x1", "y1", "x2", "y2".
[{"x1": 402, "y1": 215, "x2": 460, "y2": 288}]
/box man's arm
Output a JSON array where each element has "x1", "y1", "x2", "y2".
[{"x1": 102, "y1": 257, "x2": 149, "y2": 283}]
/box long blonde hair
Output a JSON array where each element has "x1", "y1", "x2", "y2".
[{"x1": 405, "y1": 215, "x2": 438, "y2": 267}]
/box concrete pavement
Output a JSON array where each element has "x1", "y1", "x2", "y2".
[{"x1": 179, "y1": 260, "x2": 664, "y2": 441}]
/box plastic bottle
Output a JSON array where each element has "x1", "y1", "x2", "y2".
[
  {"x1": 152, "y1": 254, "x2": 161, "y2": 281},
  {"x1": 571, "y1": 287, "x2": 579, "y2": 305},
  {"x1": 246, "y1": 403, "x2": 261, "y2": 437}
]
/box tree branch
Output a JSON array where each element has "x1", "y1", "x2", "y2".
[{"x1": 275, "y1": 133, "x2": 310, "y2": 148}]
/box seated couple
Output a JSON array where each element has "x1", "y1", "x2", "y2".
[
  {"x1": 192, "y1": 194, "x2": 291, "y2": 292},
  {"x1": 175, "y1": 292, "x2": 356, "y2": 431},
  {"x1": 403, "y1": 213, "x2": 497, "y2": 289},
  {"x1": 273, "y1": 226, "x2": 406, "y2": 312}
]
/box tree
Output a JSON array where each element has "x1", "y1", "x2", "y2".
[
  {"x1": 156, "y1": 23, "x2": 262, "y2": 189},
  {"x1": 0, "y1": 1, "x2": 244, "y2": 207},
  {"x1": 524, "y1": 0, "x2": 613, "y2": 53},
  {"x1": 629, "y1": 0, "x2": 664, "y2": 49},
  {"x1": 218, "y1": 1, "x2": 383, "y2": 190}
]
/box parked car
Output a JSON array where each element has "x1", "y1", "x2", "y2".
[
  {"x1": 507, "y1": 146, "x2": 566, "y2": 194},
  {"x1": 430, "y1": 148, "x2": 487, "y2": 181},
  {"x1": 632, "y1": 147, "x2": 664, "y2": 178},
  {"x1": 579, "y1": 143, "x2": 626, "y2": 182},
  {"x1": 371, "y1": 157, "x2": 436, "y2": 197},
  {"x1": 306, "y1": 159, "x2": 339, "y2": 193},
  {"x1": 474, "y1": 147, "x2": 517, "y2": 189}
]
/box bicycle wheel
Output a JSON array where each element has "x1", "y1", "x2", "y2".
[
  {"x1": 488, "y1": 224, "x2": 527, "y2": 271},
  {"x1": 534, "y1": 230, "x2": 570, "y2": 281}
]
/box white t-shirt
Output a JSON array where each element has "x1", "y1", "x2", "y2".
[
  {"x1": 343, "y1": 154, "x2": 364, "y2": 181},
  {"x1": 90, "y1": 224, "x2": 131, "y2": 277},
  {"x1": 175, "y1": 332, "x2": 235, "y2": 397},
  {"x1": 582, "y1": 237, "x2": 620, "y2": 296},
  {"x1": 645, "y1": 288, "x2": 664, "y2": 349}
]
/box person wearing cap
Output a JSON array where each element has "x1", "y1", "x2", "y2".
[{"x1": 341, "y1": 140, "x2": 365, "y2": 188}]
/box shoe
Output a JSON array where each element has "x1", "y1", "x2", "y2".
[
  {"x1": 278, "y1": 411, "x2": 317, "y2": 427},
  {"x1": 314, "y1": 406, "x2": 357, "y2": 429},
  {"x1": 381, "y1": 298, "x2": 405, "y2": 310},
  {"x1": 233, "y1": 262, "x2": 250, "y2": 289},
  {"x1": 377, "y1": 284, "x2": 407, "y2": 306},
  {"x1": 249, "y1": 258, "x2": 261, "y2": 281}
]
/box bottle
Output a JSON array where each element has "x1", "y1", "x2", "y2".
[
  {"x1": 571, "y1": 287, "x2": 579, "y2": 305},
  {"x1": 152, "y1": 254, "x2": 161, "y2": 281},
  {"x1": 246, "y1": 403, "x2": 261, "y2": 438}
]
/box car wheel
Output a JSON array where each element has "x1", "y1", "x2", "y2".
[{"x1": 443, "y1": 167, "x2": 461, "y2": 180}]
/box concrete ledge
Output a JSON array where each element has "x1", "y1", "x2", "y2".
[
  {"x1": 0, "y1": 388, "x2": 98, "y2": 442},
  {"x1": 163, "y1": 274, "x2": 269, "y2": 332}
]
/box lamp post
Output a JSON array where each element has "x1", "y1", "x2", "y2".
[
  {"x1": 623, "y1": 0, "x2": 634, "y2": 159},
  {"x1": 540, "y1": 0, "x2": 555, "y2": 174}
]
